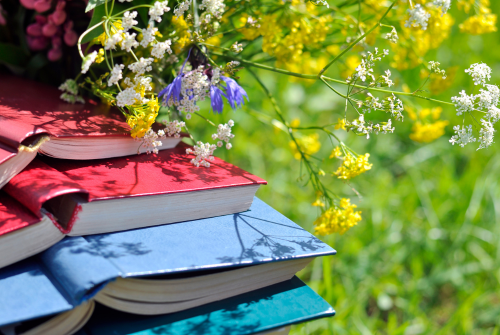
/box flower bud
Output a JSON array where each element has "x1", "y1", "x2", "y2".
[
  {"x1": 27, "y1": 23, "x2": 43, "y2": 36},
  {"x1": 34, "y1": 0, "x2": 52, "y2": 13},
  {"x1": 20, "y1": 0, "x2": 36, "y2": 9},
  {"x1": 64, "y1": 28, "x2": 77, "y2": 46},
  {"x1": 47, "y1": 47, "x2": 62, "y2": 61},
  {"x1": 26, "y1": 36, "x2": 50, "y2": 51},
  {"x1": 42, "y1": 21, "x2": 58, "y2": 37}
]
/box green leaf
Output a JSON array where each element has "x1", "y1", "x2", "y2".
[{"x1": 85, "y1": 0, "x2": 107, "y2": 13}]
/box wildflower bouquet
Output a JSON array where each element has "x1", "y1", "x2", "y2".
[{"x1": 1, "y1": 0, "x2": 498, "y2": 236}]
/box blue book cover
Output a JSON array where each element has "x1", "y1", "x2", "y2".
[
  {"x1": 76, "y1": 277, "x2": 335, "y2": 335},
  {"x1": 0, "y1": 197, "x2": 335, "y2": 327}
]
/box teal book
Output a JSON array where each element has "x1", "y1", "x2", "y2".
[{"x1": 79, "y1": 277, "x2": 336, "y2": 335}]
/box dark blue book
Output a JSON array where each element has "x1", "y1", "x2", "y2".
[{"x1": 0, "y1": 198, "x2": 335, "y2": 332}]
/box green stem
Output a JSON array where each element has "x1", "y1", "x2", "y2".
[
  {"x1": 319, "y1": 0, "x2": 397, "y2": 75},
  {"x1": 113, "y1": 4, "x2": 153, "y2": 17},
  {"x1": 194, "y1": 112, "x2": 217, "y2": 126},
  {"x1": 78, "y1": 21, "x2": 104, "y2": 59}
]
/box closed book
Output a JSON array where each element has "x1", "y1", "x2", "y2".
[
  {"x1": 0, "y1": 75, "x2": 184, "y2": 188},
  {"x1": 0, "y1": 198, "x2": 336, "y2": 334},
  {"x1": 0, "y1": 148, "x2": 266, "y2": 269}
]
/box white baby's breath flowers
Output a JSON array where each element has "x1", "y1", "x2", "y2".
[
  {"x1": 122, "y1": 11, "x2": 138, "y2": 31},
  {"x1": 478, "y1": 119, "x2": 495, "y2": 149},
  {"x1": 380, "y1": 70, "x2": 394, "y2": 87},
  {"x1": 149, "y1": 1, "x2": 171, "y2": 22},
  {"x1": 347, "y1": 115, "x2": 394, "y2": 139},
  {"x1": 139, "y1": 129, "x2": 163, "y2": 154},
  {"x1": 429, "y1": 61, "x2": 447, "y2": 79},
  {"x1": 121, "y1": 32, "x2": 139, "y2": 52},
  {"x1": 199, "y1": 0, "x2": 225, "y2": 19},
  {"x1": 174, "y1": 1, "x2": 190, "y2": 17},
  {"x1": 433, "y1": 0, "x2": 451, "y2": 16},
  {"x1": 186, "y1": 142, "x2": 217, "y2": 167},
  {"x1": 81, "y1": 51, "x2": 97, "y2": 74},
  {"x1": 151, "y1": 40, "x2": 173, "y2": 59},
  {"x1": 347, "y1": 48, "x2": 388, "y2": 84},
  {"x1": 451, "y1": 90, "x2": 475, "y2": 116},
  {"x1": 166, "y1": 66, "x2": 210, "y2": 117},
  {"x1": 449, "y1": 125, "x2": 476, "y2": 147},
  {"x1": 405, "y1": 4, "x2": 431, "y2": 30},
  {"x1": 163, "y1": 120, "x2": 186, "y2": 138},
  {"x1": 128, "y1": 57, "x2": 154, "y2": 76},
  {"x1": 116, "y1": 87, "x2": 142, "y2": 107},
  {"x1": 105, "y1": 30, "x2": 123, "y2": 50},
  {"x1": 385, "y1": 27, "x2": 398, "y2": 43},
  {"x1": 140, "y1": 25, "x2": 158, "y2": 48},
  {"x1": 465, "y1": 63, "x2": 492, "y2": 86},
  {"x1": 108, "y1": 64, "x2": 125, "y2": 87},
  {"x1": 230, "y1": 41, "x2": 243, "y2": 53},
  {"x1": 212, "y1": 120, "x2": 235, "y2": 149}
]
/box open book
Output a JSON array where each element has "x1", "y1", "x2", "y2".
[
  {"x1": 0, "y1": 146, "x2": 266, "y2": 269},
  {"x1": 0, "y1": 199, "x2": 336, "y2": 334},
  {"x1": 0, "y1": 75, "x2": 184, "y2": 189}
]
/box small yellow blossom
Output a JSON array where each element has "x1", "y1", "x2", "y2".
[
  {"x1": 290, "y1": 118, "x2": 301, "y2": 128},
  {"x1": 329, "y1": 146, "x2": 343, "y2": 159},
  {"x1": 96, "y1": 49, "x2": 105, "y2": 64},
  {"x1": 409, "y1": 120, "x2": 449, "y2": 143},
  {"x1": 335, "y1": 118, "x2": 346, "y2": 130},
  {"x1": 334, "y1": 153, "x2": 372, "y2": 180},
  {"x1": 289, "y1": 133, "x2": 321, "y2": 160},
  {"x1": 127, "y1": 98, "x2": 160, "y2": 138},
  {"x1": 312, "y1": 198, "x2": 325, "y2": 207},
  {"x1": 314, "y1": 198, "x2": 362, "y2": 235},
  {"x1": 459, "y1": 14, "x2": 497, "y2": 35},
  {"x1": 95, "y1": 21, "x2": 124, "y2": 47}
]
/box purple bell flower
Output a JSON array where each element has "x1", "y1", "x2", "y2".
[
  {"x1": 221, "y1": 76, "x2": 249, "y2": 109},
  {"x1": 159, "y1": 49, "x2": 192, "y2": 105},
  {"x1": 210, "y1": 85, "x2": 226, "y2": 114}
]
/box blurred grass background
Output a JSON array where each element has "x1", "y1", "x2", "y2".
[{"x1": 181, "y1": 2, "x2": 500, "y2": 334}]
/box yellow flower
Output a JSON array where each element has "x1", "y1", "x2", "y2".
[
  {"x1": 127, "y1": 98, "x2": 160, "y2": 139},
  {"x1": 290, "y1": 118, "x2": 301, "y2": 128},
  {"x1": 459, "y1": 14, "x2": 497, "y2": 35},
  {"x1": 96, "y1": 49, "x2": 105, "y2": 63},
  {"x1": 312, "y1": 198, "x2": 325, "y2": 207},
  {"x1": 289, "y1": 133, "x2": 321, "y2": 160},
  {"x1": 335, "y1": 118, "x2": 346, "y2": 130},
  {"x1": 329, "y1": 146, "x2": 343, "y2": 159},
  {"x1": 334, "y1": 153, "x2": 372, "y2": 180},
  {"x1": 313, "y1": 198, "x2": 362, "y2": 235},
  {"x1": 409, "y1": 120, "x2": 449, "y2": 143}
]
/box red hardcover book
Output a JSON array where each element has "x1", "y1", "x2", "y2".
[
  {"x1": 0, "y1": 75, "x2": 183, "y2": 188},
  {"x1": 0, "y1": 145, "x2": 266, "y2": 269}
]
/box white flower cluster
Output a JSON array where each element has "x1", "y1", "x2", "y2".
[
  {"x1": 122, "y1": 11, "x2": 138, "y2": 31},
  {"x1": 108, "y1": 64, "x2": 124, "y2": 87},
  {"x1": 128, "y1": 57, "x2": 154, "y2": 76},
  {"x1": 405, "y1": 4, "x2": 431, "y2": 30},
  {"x1": 122, "y1": 32, "x2": 139, "y2": 52},
  {"x1": 116, "y1": 87, "x2": 142, "y2": 107},
  {"x1": 429, "y1": 61, "x2": 447, "y2": 79},
  {"x1": 230, "y1": 41, "x2": 243, "y2": 53},
  {"x1": 385, "y1": 27, "x2": 398, "y2": 44},
  {"x1": 81, "y1": 51, "x2": 97, "y2": 74},
  {"x1": 347, "y1": 115, "x2": 394, "y2": 139},
  {"x1": 151, "y1": 40, "x2": 172, "y2": 59},
  {"x1": 433, "y1": 0, "x2": 451, "y2": 16},
  {"x1": 346, "y1": 48, "x2": 389, "y2": 84},
  {"x1": 166, "y1": 66, "x2": 210, "y2": 118},
  {"x1": 59, "y1": 79, "x2": 85, "y2": 104},
  {"x1": 141, "y1": 25, "x2": 158, "y2": 48},
  {"x1": 186, "y1": 142, "x2": 217, "y2": 167},
  {"x1": 199, "y1": 0, "x2": 225, "y2": 19},
  {"x1": 361, "y1": 93, "x2": 404, "y2": 121},
  {"x1": 212, "y1": 120, "x2": 235, "y2": 149},
  {"x1": 465, "y1": 63, "x2": 492, "y2": 86},
  {"x1": 379, "y1": 70, "x2": 394, "y2": 87},
  {"x1": 161, "y1": 120, "x2": 186, "y2": 138},
  {"x1": 450, "y1": 63, "x2": 498, "y2": 149},
  {"x1": 105, "y1": 30, "x2": 123, "y2": 50},
  {"x1": 174, "y1": 1, "x2": 190, "y2": 17},
  {"x1": 449, "y1": 125, "x2": 476, "y2": 147},
  {"x1": 139, "y1": 129, "x2": 163, "y2": 154},
  {"x1": 149, "y1": 1, "x2": 171, "y2": 23}
]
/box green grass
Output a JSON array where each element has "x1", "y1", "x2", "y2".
[{"x1": 177, "y1": 3, "x2": 500, "y2": 333}]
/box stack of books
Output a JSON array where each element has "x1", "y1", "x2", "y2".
[{"x1": 0, "y1": 76, "x2": 336, "y2": 335}]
